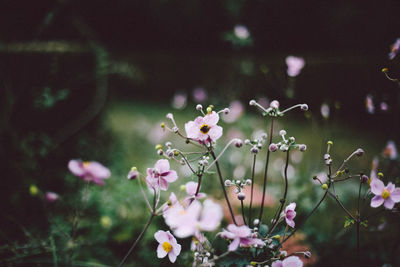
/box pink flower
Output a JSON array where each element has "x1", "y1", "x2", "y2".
[
  {"x1": 222, "y1": 100, "x2": 244, "y2": 123},
  {"x1": 389, "y1": 38, "x2": 400, "y2": 60},
  {"x1": 320, "y1": 103, "x2": 330, "y2": 119},
  {"x1": 192, "y1": 87, "x2": 208, "y2": 103},
  {"x1": 68, "y1": 160, "x2": 111, "y2": 185},
  {"x1": 283, "y1": 202, "x2": 296, "y2": 228},
  {"x1": 185, "y1": 111, "x2": 223, "y2": 143},
  {"x1": 165, "y1": 199, "x2": 222, "y2": 238},
  {"x1": 285, "y1": 56, "x2": 305, "y2": 77},
  {"x1": 365, "y1": 94, "x2": 375, "y2": 114},
  {"x1": 185, "y1": 181, "x2": 206, "y2": 201},
  {"x1": 146, "y1": 159, "x2": 178, "y2": 191},
  {"x1": 383, "y1": 140, "x2": 398, "y2": 160},
  {"x1": 154, "y1": 230, "x2": 181, "y2": 263},
  {"x1": 370, "y1": 179, "x2": 400, "y2": 209},
  {"x1": 234, "y1": 25, "x2": 250, "y2": 40},
  {"x1": 272, "y1": 256, "x2": 303, "y2": 267},
  {"x1": 45, "y1": 192, "x2": 59, "y2": 203},
  {"x1": 219, "y1": 224, "x2": 265, "y2": 251}
]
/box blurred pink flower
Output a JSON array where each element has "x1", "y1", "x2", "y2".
[
  {"x1": 222, "y1": 100, "x2": 244, "y2": 123},
  {"x1": 284, "y1": 202, "x2": 296, "y2": 228},
  {"x1": 389, "y1": 38, "x2": 400, "y2": 60},
  {"x1": 68, "y1": 160, "x2": 111, "y2": 185},
  {"x1": 272, "y1": 256, "x2": 303, "y2": 267},
  {"x1": 219, "y1": 224, "x2": 264, "y2": 251},
  {"x1": 365, "y1": 94, "x2": 375, "y2": 114},
  {"x1": 370, "y1": 179, "x2": 400, "y2": 209},
  {"x1": 163, "y1": 192, "x2": 179, "y2": 215},
  {"x1": 320, "y1": 103, "x2": 330, "y2": 119},
  {"x1": 172, "y1": 92, "x2": 187, "y2": 110},
  {"x1": 383, "y1": 140, "x2": 398, "y2": 160},
  {"x1": 45, "y1": 192, "x2": 59, "y2": 203},
  {"x1": 164, "y1": 199, "x2": 222, "y2": 238},
  {"x1": 285, "y1": 56, "x2": 305, "y2": 77},
  {"x1": 185, "y1": 111, "x2": 223, "y2": 144},
  {"x1": 146, "y1": 159, "x2": 178, "y2": 191},
  {"x1": 185, "y1": 181, "x2": 206, "y2": 201},
  {"x1": 380, "y1": 102, "x2": 389, "y2": 111},
  {"x1": 154, "y1": 230, "x2": 181, "y2": 263},
  {"x1": 234, "y1": 25, "x2": 250, "y2": 40},
  {"x1": 192, "y1": 87, "x2": 208, "y2": 103}
]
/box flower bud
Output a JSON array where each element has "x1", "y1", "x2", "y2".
[
  {"x1": 250, "y1": 146, "x2": 259, "y2": 154},
  {"x1": 270, "y1": 100, "x2": 280, "y2": 109},
  {"x1": 269, "y1": 143, "x2": 278, "y2": 152},
  {"x1": 172, "y1": 126, "x2": 179, "y2": 133},
  {"x1": 289, "y1": 137, "x2": 295, "y2": 143},
  {"x1": 272, "y1": 234, "x2": 280, "y2": 240},
  {"x1": 206, "y1": 107, "x2": 212, "y2": 113},
  {"x1": 157, "y1": 149, "x2": 163, "y2": 156},
  {"x1": 327, "y1": 140, "x2": 333, "y2": 146},
  {"x1": 361, "y1": 175, "x2": 369, "y2": 183},
  {"x1": 299, "y1": 144, "x2": 307, "y2": 152},
  {"x1": 324, "y1": 153, "x2": 330, "y2": 160},
  {"x1": 166, "y1": 149, "x2": 174, "y2": 157},
  {"x1": 253, "y1": 219, "x2": 260, "y2": 225},
  {"x1": 196, "y1": 104, "x2": 203, "y2": 110},
  {"x1": 155, "y1": 144, "x2": 163, "y2": 150},
  {"x1": 29, "y1": 185, "x2": 39, "y2": 196},
  {"x1": 165, "y1": 141, "x2": 172, "y2": 147},
  {"x1": 322, "y1": 184, "x2": 328, "y2": 190},
  {"x1": 246, "y1": 179, "x2": 252, "y2": 185},
  {"x1": 279, "y1": 130, "x2": 287, "y2": 136},
  {"x1": 382, "y1": 67, "x2": 389, "y2": 73},
  {"x1": 234, "y1": 188, "x2": 239, "y2": 194},
  {"x1": 180, "y1": 185, "x2": 186, "y2": 191},
  {"x1": 174, "y1": 150, "x2": 179, "y2": 156},
  {"x1": 244, "y1": 139, "x2": 251, "y2": 145},
  {"x1": 378, "y1": 172, "x2": 384, "y2": 178},
  {"x1": 127, "y1": 167, "x2": 139, "y2": 180},
  {"x1": 304, "y1": 251, "x2": 312, "y2": 259},
  {"x1": 355, "y1": 148, "x2": 364, "y2": 157},
  {"x1": 238, "y1": 192, "x2": 246, "y2": 200},
  {"x1": 223, "y1": 108, "x2": 230, "y2": 114},
  {"x1": 280, "y1": 145, "x2": 288, "y2": 152},
  {"x1": 160, "y1": 122, "x2": 166, "y2": 129},
  {"x1": 249, "y1": 100, "x2": 256, "y2": 106},
  {"x1": 261, "y1": 133, "x2": 268, "y2": 140},
  {"x1": 224, "y1": 179, "x2": 232, "y2": 186},
  {"x1": 234, "y1": 139, "x2": 243, "y2": 148},
  {"x1": 166, "y1": 113, "x2": 173, "y2": 119},
  {"x1": 45, "y1": 192, "x2": 59, "y2": 203},
  {"x1": 301, "y1": 104, "x2": 308, "y2": 111}
]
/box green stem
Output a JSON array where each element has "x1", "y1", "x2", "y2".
[{"x1": 248, "y1": 154, "x2": 256, "y2": 227}]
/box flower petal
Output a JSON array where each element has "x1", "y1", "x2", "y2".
[
  {"x1": 155, "y1": 159, "x2": 170, "y2": 174},
  {"x1": 387, "y1": 182, "x2": 395, "y2": 193},
  {"x1": 168, "y1": 251, "x2": 177, "y2": 263},
  {"x1": 86, "y1": 161, "x2": 111, "y2": 179},
  {"x1": 271, "y1": 260, "x2": 283, "y2": 267},
  {"x1": 370, "y1": 179, "x2": 385, "y2": 195},
  {"x1": 159, "y1": 178, "x2": 169, "y2": 191},
  {"x1": 204, "y1": 111, "x2": 219, "y2": 126},
  {"x1": 173, "y1": 242, "x2": 181, "y2": 256},
  {"x1": 371, "y1": 195, "x2": 384, "y2": 208},
  {"x1": 384, "y1": 198, "x2": 395, "y2": 209},
  {"x1": 199, "y1": 199, "x2": 223, "y2": 231},
  {"x1": 154, "y1": 230, "x2": 169, "y2": 243},
  {"x1": 286, "y1": 217, "x2": 295, "y2": 228},
  {"x1": 185, "y1": 121, "x2": 199, "y2": 139},
  {"x1": 68, "y1": 160, "x2": 85, "y2": 176},
  {"x1": 163, "y1": 170, "x2": 178, "y2": 183},
  {"x1": 185, "y1": 181, "x2": 198, "y2": 196},
  {"x1": 390, "y1": 188, "x2": 400, "y2": 202},
  {"x1": 208, "y1": 125, "x2": 223, "y2": 141},
  {"x1": 228, "y1": 237, "x2": 240, "y2": 251},
  {"x1": 283, "y1": 256, "x2": 303, "y2": 267},
  {"x1": 157, "y1": 244, "x2": 168, "y2": 258},
  {"x1": 194, "y1": 116, "x2": 205, "y2": 126}
]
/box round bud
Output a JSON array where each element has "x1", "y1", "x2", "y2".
[
  {"x1": 280, "y1": 145, "x2": 288, "y2": 152},
  {"x1": 301, "y1": 104, "x2": 309, "y2": 111},
  {"x1": 244, "y1": 139, "x2": 251, "y2": 145},
  {"x1": 174, "y1": 150, "x2": 179, "y2": 156},
  {"x1": 234, "y1": 188, "x2": 239, "y2": 194},
  {"x1": 270, "y1": 100, "x2": 280, "y2": 109},
  {"x1": 236, "y1": 180, "x2": 241, "y2": 185},
  {"x1": 322, "y1": 184, "x2": 328, "y2": 190},
  {"x1": 166, "y1": 149, "x2": 174, "y2": 157},
  {"x1": 312, "y1": 175, "x2": 318, "y2": 180},
  {"x1": 206, "y1": 252, "x2": 210, "y2": 257},
  {"x1": 325, "y1": 159, "x2": 332, "y2": 165},
  {"x1": 355, "y1": 148, "x2": 364, "y2": 157},
  {"x1": 280, "y1": 251, "x2": 287, "y2": 257},
  {"x1": 157, "y1": 149, "x2": 163, "y2": 156},
  {"x1": 223, "y1": 108, "x2": 230, "y2": 114},
  {"x1": 269, "y1": 143, "x2": 278, "y2": 152},
  {"x1": 224, "y1": 179, "x2": 232, "y2": 186},
  {"x1": 206, "y1": 107, "x2": 212, "y2": 113},
  {"x1": 304, "y1": 251, "x2": 311, "y2": 259},
  {"x1": 253, "y1": 219, "x2": 260, "y2": 225},
  {"x1": 327, "y1": 140, "x2": 333, "y2": 146},
  {"x1": 166, "y1": 113, "x2": 173, "y2": 119},
  {"x1": 194, "y1": 252, "x2": 199, "y2": 257},
  {"x1": 165, "y1": 141, "x2": 172, "y2": 147},
  {"x1": 289, "y1": 137, "x2": 295, "y2": 143},
  {"x1": 127, "y1": 167, "x2": 139, "y2": 180},
  {"x1": 361, "y1": 175, "x2": 369, "y2": 183},
  {"x1": 246, "y1": 179, "x2": 252, "y2": 185},
  {"x1": 249, "y1": 100, "x2": 256, "y2": 106},
  {"x1": 378, "y1": 172, "x2": 384, "y2": 178},
  {"x1": 196, "y1": 104, "x2": 203, "y2": 110},
  {"x1": 382, "y1": 67, "x2": 389, "y2": 73},
  {"x1": 324, "y1": 153, "x2": 330, "y2": 160},
  {"x1": 253, "y1": 227, "x2": 258, "y2": 232},
  {"x1": 155, "y1": 144, "x2": 163, "y2": 150},
  {"x1": 272, "y1": 234, "x2": 280, "y2": 240},
  {"x1": 238, "y1": 192, "x2": 246, "y2": 200},
  {"x1": 234, "y1": 139, "x2": 243, "y2": 148},
  {"x1": 279, "y1": 130, "x2": 287, "y2": 136},
  {"x1": 250, "y1": 146, "x2": 259, "y2": 154},
  {"x1": 160, "y1": 122, "x2": 166, "y2": 128},
  {"x1": 299, "y1": 144, "x2": 307, "y2": 152},
  {"x1": 180, "y1": 185, "x2": 186, "y2": 191}
]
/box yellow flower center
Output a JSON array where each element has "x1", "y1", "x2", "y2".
[
  {"x1": 83, "y1": 161, "x2": 90, "y2": 168},
  {"x1": 368, "y1": 177, "x2": 372, "y2": 186},
  {"x1": 200, "y1": 124, "x2": 210, "y2": 134},
  {"x1": 162, "y1": 242, "x2": 172, "y2": 253},
  {"x1": 382, "y1": 189, "x2": 390, "y2": 199}
]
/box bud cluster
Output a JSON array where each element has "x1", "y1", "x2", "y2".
[{"x1": 269, "y1": 130, "x2": 306, "y2": 153}]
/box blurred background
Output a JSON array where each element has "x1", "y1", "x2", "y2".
[{"x1": 1, "y1": 0, "x2": 400, "y2": 266}]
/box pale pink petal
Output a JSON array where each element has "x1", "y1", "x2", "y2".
[
  {"x1": 86, "y1": 161, "x2": 111, "y2": 179},
  {"x1": 199, "y1": 199, "x2": 223, "y2": 231},
  {"x1": 92, "y1": 177, "x2": 106, "y2": 185},
  {"x1": 159, "y1": 178, "x2": 169, "y2": 191},
  {"x1": 163, "y1": 170, "x2": 178, "y2": 183},
  {"x1": 155, "y1": 159, "x2": 170, "y2": 173},
  {"x1": 371, "y1": 195, "x2": 384, "y2": 208},
  {"x1": 228, "y1": 237, "x2": 240, "y2": 251},
  {"x1": 169, "y1": 192, "x2": 178, "y2": 204},
  {"x1": 174, "y1": 224, "x2": 196, "y2": 238},
  {"x1": 390, "y1": 189, "x2": 400, "y2": 202},
  {"x1": 384, "y1": 198, "x2": 395, "y2": 209},
  {"x1": 185, "y1": 121, "x2": 199, "y2": 139},
  {"x1": 285, "y1": 202, "x2": 296, "y2": 212},
  {"x1": 186, "y1": 181, "x2": 198, "y2": 196},
  {"x1": 194, "y1": 116, "x2": 205, "y2": 126},
  {"x1": 68, "y1": 160, "x2": 85, "y2": 176},
  {"x1": 157, "y1": 244, "x2": 168, "y2": 258},
  {"x1": 168, "y1": 251, "x2": 177, "y2": 263},
  {"x1": 204, "y1": 111, "x2": 219, "y2": 126},
  {"x1": 147, "y1": 168, "x2": 153, "y2": 177},
  {"x1": 271, "y1": 260, "x2": 283, "y2": 267},
  {"x1": 173, "y1": 243, "x2": 181, "y2": 256},
  {"x1": 227, "y1": 224, "x2": 251, "y2": 238},
  {"x1": 283, "y1": 256, "x2": 303, "y2": 267},
  {"x1": 146, "y1": 176, "x2": 157, "y2": 189},
  {"x1": 154, "y1": 230, "x2": 169, "y2": 243},
  {"x1": 208, "y1": 125, "x2": 223, "y2": 141},
  {"x1": 286, "y1": 217, "x2": 295, "y2": 228},
  {"x1": 220, "y1": 230, "x2": 236, "y2": 239},
  {"x1": 387, "y1": 182, "x2": 395, "y2": 193},
  {"x1": 197, "y1": 132, "x2": 209, "y2": 141},
  {"x1": 370, "y1": 179, "x2": 385, "y2": 195}
]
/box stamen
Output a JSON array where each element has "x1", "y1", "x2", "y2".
[
  {"x1": 200, "y1": 124, "x2": 210, "y2": 134},
  {"x1": 382, "y1": 189, "x2": 390, "y2": 199},
  {"x1": 162, "y1": 241, "x2": 172, "y2": 253}
]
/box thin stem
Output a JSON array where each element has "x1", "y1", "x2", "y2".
[
  {"x1": 248, "y1": 154, "x2": 256, "y2": 227},
  {"x1": 258, "y1": 118, "x2": 274, "y2": 225},
  {"x1": 118, "y1": 213, "x2": 155, "y2": 267},
  {"x1": 279, "y1": 104, "x2": 303, "y2": 114},
  {"x1": 356, "y1": 181, "x2": 362, "y2": 266},
  {"x1": 267, "y1": 150, "x2": 289, "y2": 236},
  {"x1": 195, "y1": 174, "x2": 202, "y2": 196},
  {"x1": 137, "y1": 176, "x2": 152, "y2": 212},
  {"x1": 241, "y1": 200, "x2": 247, "y2": 225},
  {"x1": 210, "y1": 151, "x2": 237, "y2": 225},
  {"x1": 204, "y1": 138, "x2": 238, "y2": 172},
  {"x1": 326, "y1": 191, "x2": 356, "y2": 220}
]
